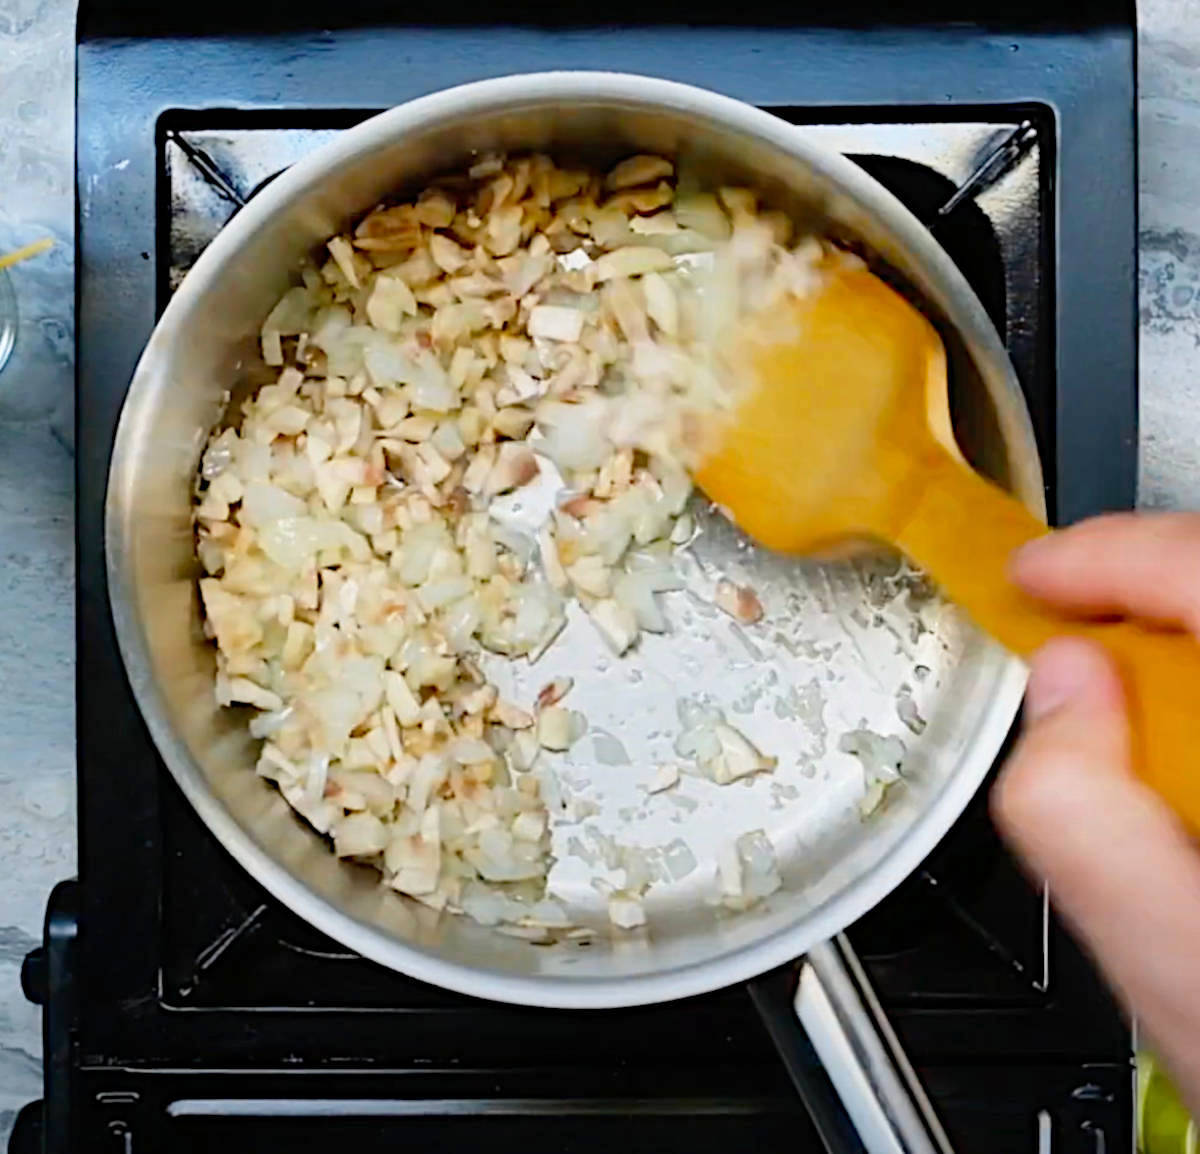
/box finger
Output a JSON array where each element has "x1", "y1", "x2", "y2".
[
  {"x1": 993, "y1": 637, "x2": 1200, "y2": 1112},
  {"x1": 1009, "y1": 512, "x2": 1200, "y2": 633}
]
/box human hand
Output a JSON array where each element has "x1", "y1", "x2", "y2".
[{"x1": 992, "y1": 512, "x2": 1200, "y2": 1115}]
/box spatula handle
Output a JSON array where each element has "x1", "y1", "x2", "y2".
[{"x1": 891, "y1": 453, "x2": 1200, "y2": 835}]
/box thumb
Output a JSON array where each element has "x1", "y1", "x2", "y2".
[
  {"x1": 994, "y1": 637, "x2": 1200, "y2": 1112},
  {"x1": 994, "y1": 636, "x2": 1132, "y2": 894}
]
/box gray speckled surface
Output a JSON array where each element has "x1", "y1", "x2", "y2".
[
  {"x1": 0, "y1": 0, "x2": 75, "y2": 1134},
  {"x1": 1139, "y1": 0, "x2": 1200, "y2": 510},
  {"x1": 0, "y1": 0, "x2": 1197, "y2": 1133}
]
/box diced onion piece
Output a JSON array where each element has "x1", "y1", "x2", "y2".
[
  {"x1": 508, "y1": 729, "x2": 541, "y2": 772},
  {"x1": 529, "y1": 305, "x2": 585, "y2": 343},
  {"x1": 226, "y1": 677, "x2": 284, "y2": 712},
  {"x1": 714, "y1": 579, "x2": 764, "y2": 625},
  {"x1": 430, "y1": 232, "x2": 470, "y2": 274},
  {"x1": 449, "y1": 736, "x2": 497, "y2": 765},
  {"x1": 333, "y1": 811, "x2": 388, "y2": 858},
  {"x1": 675, "y1": 192, "x2": 732, "y2": 241},
  {"x1": 593, "y1": 246, "x2": 675, "y2": 282},
  {"x1": 261, "y1": 330, "x2": 284, "y2": 366},
  {"x1": 492, "y1": 699, "x2": 534, "y2": 730},
  {"x1": 484, "y1": 443, "x2": 540, "y2": 496},
  {"x1": 535, "y1": 677, "x2": 573, "y2": 710},
  {"x1": 737, "y1": 830, "x2": 782, "y2": 902},
  {"x1": 567, "y1": 554, "x2": 612, "y2": 598},
  {"x1": 644, "y1": 764, "x2": 680, "y2": 794},
  {"x1": 240, "y1": 482, "x2": 306, "y2": 527},
  {"x1": 537, "y1": 525, "x2": 569, "y2": 593},
  {"x1": 537, "y1": 705, "x2": 576, "y2": 752},
  {"x1": 384, "y1": 670, "x2": 422, "y2": 727},
  {"x1": 719, "y1": 830, "x2": 782, "y2": 911},
  {"x1": 418, "y1": 575, "x2": 474, "y2": 612},
  {"x1": 512, "y1": 810, "x2": 547, "y2": 842},
  {"x1": 607, "y1": 892, "x2": 647, "y2": 929},
  {"x1": 716, "y1": 842, "x2": 742, "y2": 900},
  {"x1": 327, "y1": 236, "x2": 361, "y2": 288},
  {"x1": 587, "y1": 597, "x2": 639, "y2": 655},
  {"x1": 708, "y1": 723, "x2": 776, "y2": 785},
  {"x1": 606, "y1": 154, "x2": 673, "y2": 191},
  {"x1": 613, "y1": 569, "x2": 670, "y2": 633},
  {"x1": 860, "y1": 781, "x2": 888, "y2": 817},
  {"x1": 386, "y1": 805, "x2": 441, "y2": 896},
  {"x1": 366, "y1": 274, "x2": 418, "y2": 332}
]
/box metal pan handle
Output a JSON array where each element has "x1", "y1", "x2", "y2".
[{"x1": 748, "y1": 935, "x2": 955, "y2": 1154}]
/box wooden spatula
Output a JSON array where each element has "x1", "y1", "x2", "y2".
[{"x1": 694, "y1": 261, "x2": 1200, "y2": 833}]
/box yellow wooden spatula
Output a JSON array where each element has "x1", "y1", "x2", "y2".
[{"x1": 694, "y1": 260, "x2": 1200, "y2": 833}]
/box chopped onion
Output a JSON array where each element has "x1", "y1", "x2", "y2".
[
  {"x1": 586, "y1": 598, "x2": 639, "y2": 655},
  {"x1": 607, "y1": 893, "x2": 647, "y2": 929},
  {"x1": 529, "y1": 304, "x2": 586, "y2": 343},
  {"x1": 197, "y1": 150, "x2": 827, "y2": 943},
  {"x1": 644, "y1": 764, "x2": 680, "y2": 794},
  {"x1": 535, "y1": 400, "x2": 610, "y2": 471},
  {"x1": 239, "y1": 482, "x2": 306, "y2": 528},
  {"x1": 536, "y1": 706, "x2": 576, "y2": 752},
  {"x1": 333, "y1": 811, "x2": 388, "y2": 858}
]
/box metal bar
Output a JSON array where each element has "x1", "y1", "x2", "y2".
[
  {"x1": 802, "y1": 938, "x2": 948, "y2": 1154},
  {"x1": 168, "y1": 1096, "x2": 779, "y2": 1117},
  {"x1": 936, "y1": 120, "x2": 1038, "y2": 219},
  {"x1": 181, "y1": 903, "x2": 268, "y2": 996},
  {"x1": 165, "y1": 129, "x2": 246, "y2": 208},
  {"x1": 748, "y1": 966, "x2": 869, "y2": 1154},
  {"x1": 918, "y1": 869, "x2": 1046, "y2": 991},
  {"x1": 835, "y1": 941, "x2": 955, "y2": 1154}
]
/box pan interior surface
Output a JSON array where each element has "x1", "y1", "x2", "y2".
[{"x1": 106, "y1": 73, "x2": 1039, "y2": 1006}]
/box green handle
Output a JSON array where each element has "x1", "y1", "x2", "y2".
[{"x1": 1139, "y1": 1052, "x2": 1197, "y2": 1154}]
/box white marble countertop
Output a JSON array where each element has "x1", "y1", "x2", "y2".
[{"x1": 0, "y1": 0, "x2": 1197, "y2": 1135}]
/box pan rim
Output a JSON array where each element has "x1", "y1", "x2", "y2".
[{"x1": 106, "y1": 69, "x2": 1037, "y2": 1008}]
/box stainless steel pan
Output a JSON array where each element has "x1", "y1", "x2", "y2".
[{"x1": 106, "y1": 72, "x2": 1043, "y2": 1151}]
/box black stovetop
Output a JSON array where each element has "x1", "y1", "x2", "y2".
[{"x1": 11, "y1": 6, "x2": 1138, "y2": 1154}]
